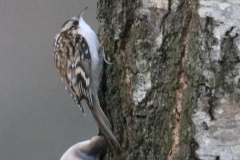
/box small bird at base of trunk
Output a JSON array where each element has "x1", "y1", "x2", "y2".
[{"x1": 60, "y1": 136, "x2": 107, "y2": 160}]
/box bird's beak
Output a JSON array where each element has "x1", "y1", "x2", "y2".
[{"x1": 78, "y1": 7, "x2": 88, "y2": 19}]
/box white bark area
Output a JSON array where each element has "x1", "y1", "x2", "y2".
[
  {"x1": 142, "y1": 0, "x2": 179, "y2": 11},
  {"x1": 198, "y1": 0, "x2": 240, "y2": 61},
  {"x1": 193, "y1": 1, "x2": 240, "y2": 160}
]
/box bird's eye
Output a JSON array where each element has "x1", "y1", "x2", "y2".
[{"x1": 73, "y1": 21, "x2": 78, "y2": 25}]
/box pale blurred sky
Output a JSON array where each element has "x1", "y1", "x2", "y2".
[{"x1": 0, "y1": 0, "x2": 98, "y2": 159}]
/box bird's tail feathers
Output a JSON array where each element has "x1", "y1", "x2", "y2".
[{"x1": 91, "y1": 96, "x2": 121, "y2": 149}]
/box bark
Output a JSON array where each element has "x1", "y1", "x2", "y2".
[{"x1": 97, "y1": 0, "x2": 240, "y2": 160}]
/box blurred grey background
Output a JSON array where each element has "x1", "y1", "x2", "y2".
[{"x1": 0, "y1": 0, "x2": 98, "y2": 159}]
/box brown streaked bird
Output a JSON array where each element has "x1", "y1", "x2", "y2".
[
  {"x1": 60, "y1": 136, "x2": 107, "y2": 160},
  {"x1": 53, "y1": 7, "x2": 120, "y2": 149}
]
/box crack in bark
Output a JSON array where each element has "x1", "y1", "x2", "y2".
[
  {"x1": 190, "y1": 139, "x2": 200, "y2": 160},
  {"x1": 167, "y1": 0, "x2": 194, "y2": 159},
  {"x1": 120, "y1": 17, "x2": 134, "y2": 51},
  {"x1": 202, "y1": 121, "x2": 209, "y2": 130},
  {"x1": 161, "y1": 0, "x2": 172, "y2": 26},
  {"x1": 208, "y1": 98, "x2": 216, "y2": 120}
]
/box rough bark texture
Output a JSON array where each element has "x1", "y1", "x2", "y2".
[{"x1": 97, "y1": 0, "x2": 240, "y2": 160}]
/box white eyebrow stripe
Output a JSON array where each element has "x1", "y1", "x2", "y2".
[{"x1": 61, "y1": 21, "x2": 73, "y2": 32}]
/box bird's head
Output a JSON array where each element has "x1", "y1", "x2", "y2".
[{"x1": 60, "y1": 7, "x2": 88, "y2": 33}]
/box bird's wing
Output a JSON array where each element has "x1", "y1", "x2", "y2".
[
  {"x1": 53, "y1": 33, "x2": 92, "y2": 112},
  {"x1": 71, "y1": 34, "x2": 92, "y2": 106}
]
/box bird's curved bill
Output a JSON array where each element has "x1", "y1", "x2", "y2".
[{"x1": 78, "y1": 7, "x2": 88, "y2": 18}]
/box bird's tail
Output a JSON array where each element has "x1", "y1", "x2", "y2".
[{"x1": 90, "y1": 96, "x2": 121, "y2": 149}]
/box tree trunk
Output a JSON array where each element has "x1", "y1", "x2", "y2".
[{"x1": 97, "y1": 0, "x2": 240, "y2": 160}]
